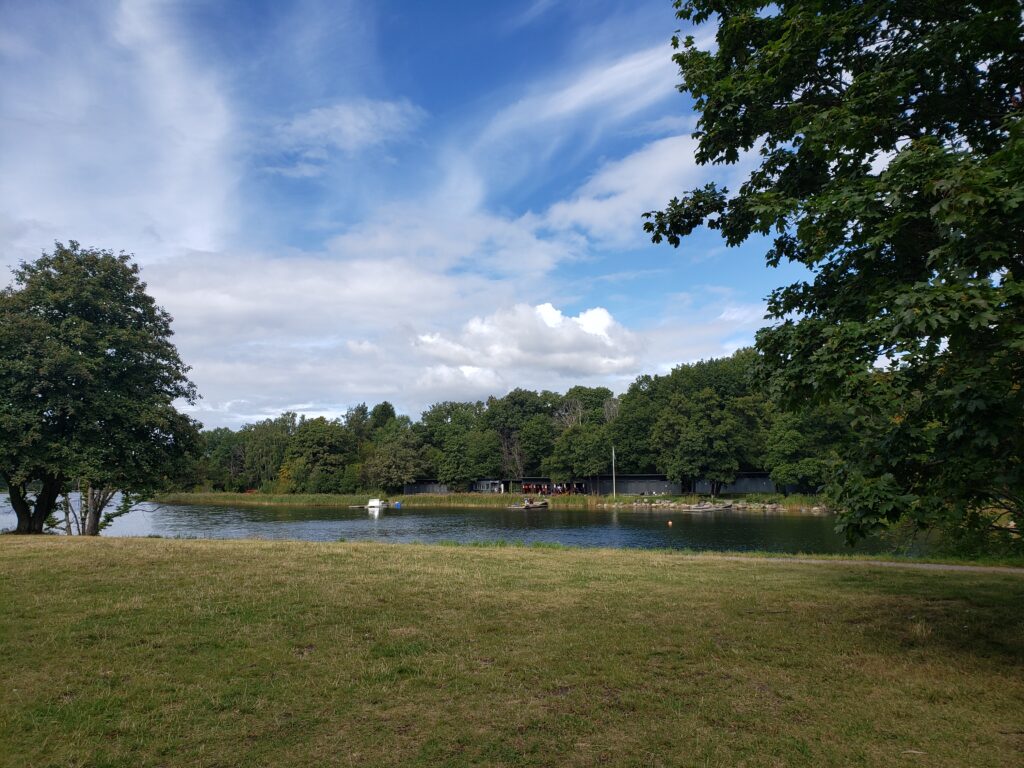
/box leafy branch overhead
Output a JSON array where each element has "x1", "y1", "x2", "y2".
[{"x1": 646, "y1": 1, "x2": 1024, "y2": 539}]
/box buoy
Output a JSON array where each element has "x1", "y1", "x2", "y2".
[{"x1": 667, "y1": 520, "x2": 673, "y2": 527}]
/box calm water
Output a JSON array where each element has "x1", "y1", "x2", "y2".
[{"x1": 0, "y1": 498, "x2": 888, "y2": 554}]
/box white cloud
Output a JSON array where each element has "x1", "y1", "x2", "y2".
[
  {"x1": 545, "y1": 134, "x2": 703, "y2": 246},
  {"x1": 482, "y1": 45, "x2": 676, "y2": 144},
  {"x1": 507, "y1": 0, "x2": 562, "y2": 30},
  {"x1": 642, "y1": 292, "x2": 768, "y2": 374},
  {"x1": 0, "y1": 0, "x2": 236, "y2": 264},
  {"x1": 277, "y1": 99, "x2": 425, "y2": 154},
  {"x1": 465, "y1": 42, "x2": 685, "y2": 193},
  {"x1": 416, "y1": 302, "x2": 639, "y2": 377}
]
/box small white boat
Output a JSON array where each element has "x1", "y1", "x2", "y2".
[{"x1": 347, "y1": 498, "x2": 391, "y2": 511}]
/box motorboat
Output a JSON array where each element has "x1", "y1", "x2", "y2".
[{"x1": 509, "y1": 498, "x2": 549, "y2": 510}]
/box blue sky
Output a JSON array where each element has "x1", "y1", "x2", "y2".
[{"x1": 0, "y1": 0, "x2": 803, "y2": 428}]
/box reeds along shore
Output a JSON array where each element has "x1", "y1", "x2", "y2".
[{"x1": 152, "y1": 491, "x2": 825, "y2": 511}]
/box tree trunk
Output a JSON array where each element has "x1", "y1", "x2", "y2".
[
  {"x1": 7, "y1": 481, "x2": 33, "y2": 533},
  {"x1": 82, "y1": 486, "x2": 111, "y2": 536},
  {"x1": 7, "y1": 475, "x2": 62, "y2": 533},
  {"x1": 83, "y1": 506, "x2": 101, "y2": 536},
  {"x1": 30, "y1": 476, "x2": 63, "y2": 533}
]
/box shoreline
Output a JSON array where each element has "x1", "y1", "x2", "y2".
[{"x1": 152, "y1": 490, "x2": 825, "y2": 514}]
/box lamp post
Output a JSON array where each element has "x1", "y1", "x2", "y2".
[{"x1": 611, "y1": 445, "x2": 617, "y2": 499}]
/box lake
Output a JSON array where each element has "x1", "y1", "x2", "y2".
[{"x1": 0, "y1": 498, "x2": 893, "y2": 554}]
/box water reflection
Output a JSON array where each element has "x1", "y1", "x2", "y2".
[{"x1": 0, "y1": 498, "x2": 888, "y2": 554}]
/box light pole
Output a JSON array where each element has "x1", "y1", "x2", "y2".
[
  {"x1": 611, "y1": 445, "x2": 617, "y2": 499},
  {"x1": 604, "y1": 396, "x2": 620, "y2": 500}
]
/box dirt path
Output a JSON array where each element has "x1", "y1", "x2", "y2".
[{"x1": 708, "y1": 554, "x2": 1024, "y2": 575}]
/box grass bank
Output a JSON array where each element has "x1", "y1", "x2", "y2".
[
  {"x1": 153, "y1": 490, "x2": 822, "y2": 511},
  {"x1": 2, "y1": 538, "x2": 1022, "y2": 767}
]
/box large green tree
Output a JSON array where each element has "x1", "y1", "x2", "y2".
[
  {"x1": 646, "y1": 1, "x2": 1023, "y2": 539},
  {"x1": 278, "y1": 416, "x2": 355, "y2": 494},
  {"x1": 544, "y1": 422, "x2": 611, "y2": 484},
  {"x1": 239, "y1": 412, "x2": 296, "y2": 491},
  {"x1": 653, "y1": 388, "x2": 756, "y2": 496},
  {"x1": 1, "y1": 242, "x2": 199, "y2": 533},
  {"x1": 361, "y1": 417, "x2": 426, "y2": 493},
  {"x1": 420, "y1": 401, "x2": 501, "y2": 489},
  {"x1": 198, "y1": 428, "x2": 247, "y2": 492}
]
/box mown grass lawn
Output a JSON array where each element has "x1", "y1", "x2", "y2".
[{"x1": 1, "y1": 538, "x2": 1021, "y2": 767}]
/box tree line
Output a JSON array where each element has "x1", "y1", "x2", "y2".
[{"x1": 187, "y1": 348, "x2": 843, "y2": 497}]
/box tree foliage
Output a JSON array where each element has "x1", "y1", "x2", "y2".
[
  {"x1": 646, "y1": 1, "x2": 1024, "y2": 540},
  {"x1": 278, "y1": 416, "x2": 354, "y2": 493},
  {"x1": 653, "y1": 388, "x2": 759, "y2": 495},
  {"x1": 0, "y1": 242, "x2": 199, "y2": 533},
  {"x1": 361, "y1": 417, "x2": 426, "y2": 493}
]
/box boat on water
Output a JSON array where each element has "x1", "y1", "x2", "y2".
[
  {"x1": 349, "y1": 498, "x2": 392, "y2": 512},
  {"x1": 678, "y1": 502, "x2": 733, "y2": 512},
  {"x1": 509, "y1": 499, "x2": 549, "y2": 510}
]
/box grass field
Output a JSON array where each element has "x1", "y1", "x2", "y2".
[{"x1": 2, "y1": 538, "x2": 1022, "y2": 767}]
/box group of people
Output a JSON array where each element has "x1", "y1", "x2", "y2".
[{"x1": 520, "y1": 482, "x2": 587, "y2": 496}]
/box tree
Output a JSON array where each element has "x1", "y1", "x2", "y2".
[
  {"x1": 653, "y1": 388, "x2": 752, "y2": 496},
  {"x1": 344, "y1": 403, "x2": 371, "y2": 442},
  {"x1": 368, "y1": 401, "x2": 397, "y2": 434},
  {"x1": 544, "y1": 422, "x2": 611, "y2": 485},
  {"x1": 278, "y1": 416, "x2": 354, "y2": 493},
  {"x1": 198, "y1": 428, "x2": 246, "y2": 491},
  {"x1": 646, "y1": 2, "x2": 1024, "y2": 540},
  {"x1": 239, "y1": 413, "x2": 296, "y2": 491},
  {"x1": 609, "y1": 376, "x2": 661, "y2": 474},
  {"x1": 361, "y1": 417, "x2": 426, "y2": 493},
  {"x1": 519, "y1": 414, "x2": 557, "y2": 476},
  {"x1": 0, "y1": 242, "x2": 199, "y2": 533},
  {"x1": 419, "y1": 401, "x2": 492, "y2": 489},
  {"x1": 486, "y1": 389, "x2": 560, "y2": 477},
  {"x1": 764, "y1": 404, "x2": 850, "y2": 494},
  {"x1": 562, "y1": 386, "x2": 613, "y2": 424}
]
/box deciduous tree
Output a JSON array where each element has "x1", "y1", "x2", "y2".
[
  {"x1": 646, "y1": 1, "x2": 1024, "y2": 539},
  {"x1": 0, "y1": 242, "x2": 198, "y2": 533}
]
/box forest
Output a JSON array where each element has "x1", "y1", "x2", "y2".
[{"x1": 188, "y1": 348, "x2": 842, "y2": 496}]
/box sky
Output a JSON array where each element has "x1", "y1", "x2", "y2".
[{"x1": 0, "y1": 0, "x2": 806, "y2": 429}]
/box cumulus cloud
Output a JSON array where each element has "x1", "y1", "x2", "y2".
[{"x1": 416, "y1": 302, "x2": 639, "y2": 377}]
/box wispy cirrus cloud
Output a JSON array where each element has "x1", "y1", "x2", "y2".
[
  {"x1": 0, "y1": 0, "x2": 236, "y2": 266},
  {"x1": 545, "y1": 134, "x2": 704, "y2": 247},
  {"x1": 263, "y1": 98, "x2": 426, "y2": 176},
  {"x1": 483, "y1": 46, "x2": 675, "y2": 138},
  {"x1": 282, "y1": 101, "x2": 421, "y2": 150}
]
